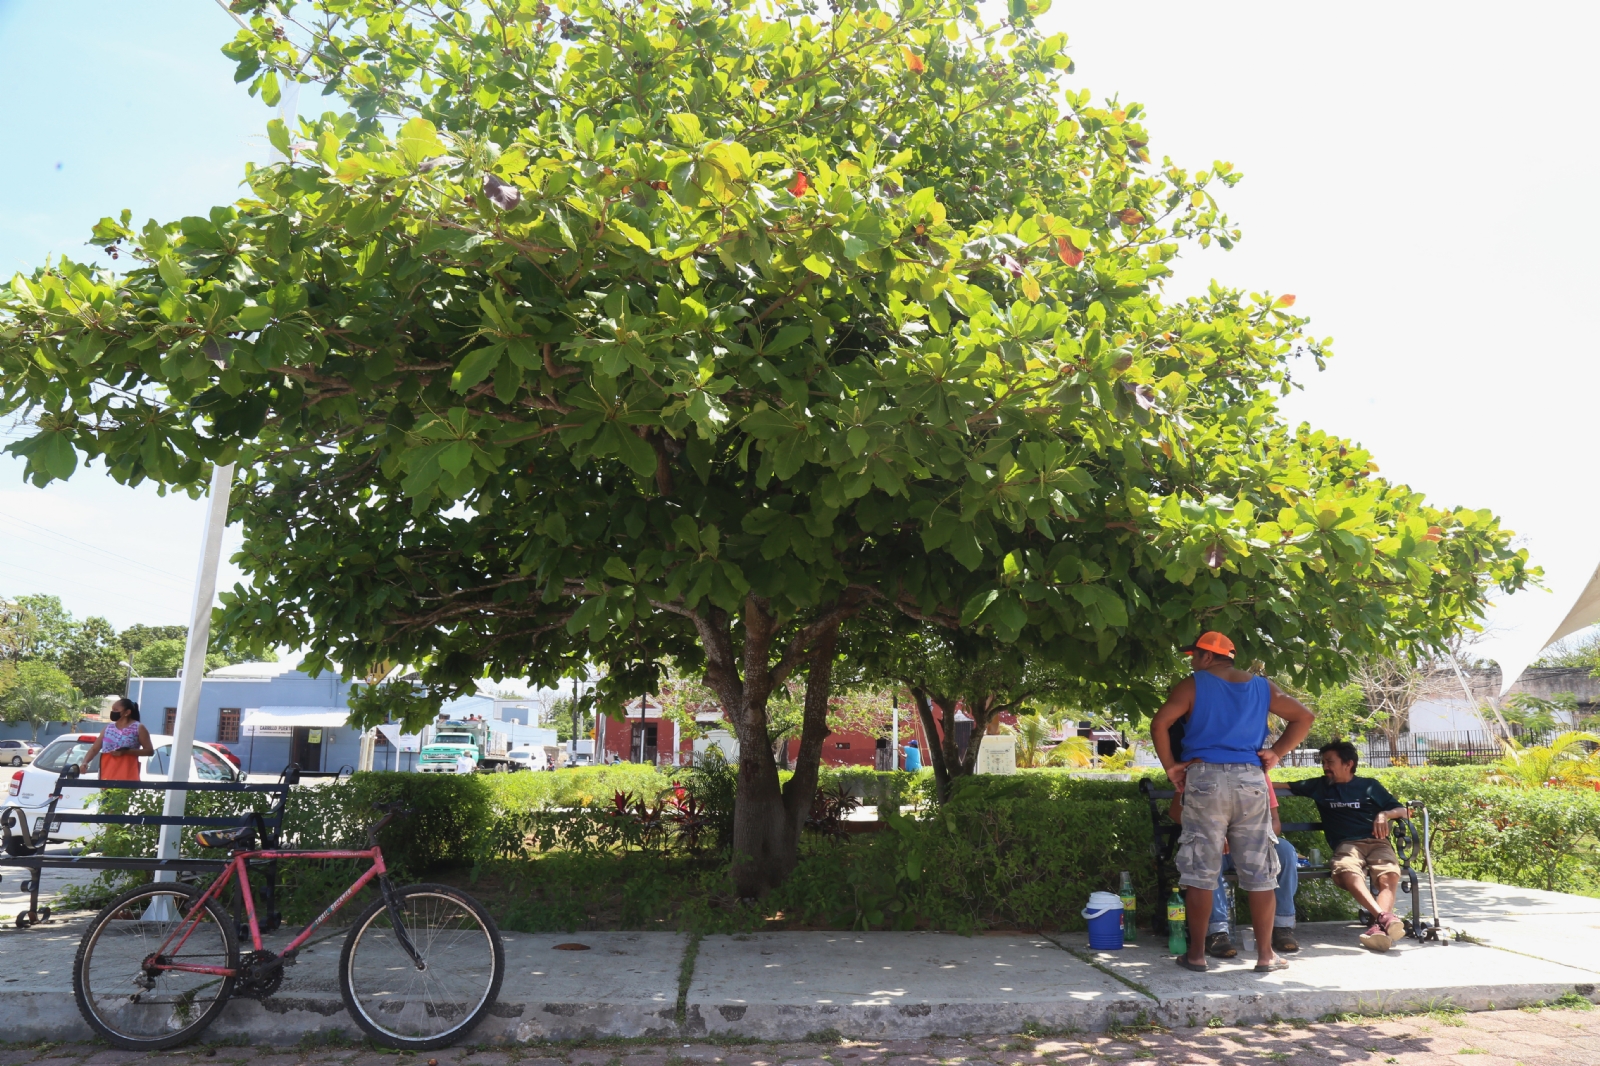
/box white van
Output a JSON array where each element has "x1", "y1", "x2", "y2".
[{"x1": 4, "y1": 732, "x2": 241, "y2": 843}]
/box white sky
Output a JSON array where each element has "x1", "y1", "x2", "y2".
[{"x1": 1, "y1": 2, "x2": 1593, "y2": 668}]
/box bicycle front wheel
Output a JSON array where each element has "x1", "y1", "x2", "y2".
[
  {"x1": 74, "y1": 882, "x2": 239, "y2": 1050},
  {"x1": 338, "y1": 882, "x2": 505, "y2": 1048}
]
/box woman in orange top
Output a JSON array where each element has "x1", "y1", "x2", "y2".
[{"x1": 77, "y1": 698, "x2": 154, "y2": 781}]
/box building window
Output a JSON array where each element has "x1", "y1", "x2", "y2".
[
  {"x1": 164, "y1": 708, "x2": 177, "y2": 735},
  {"x1": 218, "y1": 709, "x2": 240, "y2": 744}
]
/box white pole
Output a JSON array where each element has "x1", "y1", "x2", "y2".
[
  {"x1": 891, "y1": 694, "x2": 899, "y2": 770},
  {"x1": 155, "y1": 462, "x2": 235, "y2": 873}
]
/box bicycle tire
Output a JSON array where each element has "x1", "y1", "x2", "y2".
[
  {"x1": 74, "y1": 882, "x2": 239, "y2": 1050},
  {"x1": 338, "y1": 882, "x2": 505, "y2": 1049}
]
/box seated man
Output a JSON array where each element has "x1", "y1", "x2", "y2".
[{"x1": 1288, "y1": 740, "x2": 1413, "y2": 951}]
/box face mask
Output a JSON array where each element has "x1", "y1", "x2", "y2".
[{"x1": 110, "y1": 711, "x2": 122, "y2": 722}]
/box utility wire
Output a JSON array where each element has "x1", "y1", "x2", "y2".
[{"x1": 0, "y1": 511, "x2": 199, "y2": 587}]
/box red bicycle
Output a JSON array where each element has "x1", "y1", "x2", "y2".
[{"x1": 71, "y1": 799, "x2": 505, "y2": 1050}]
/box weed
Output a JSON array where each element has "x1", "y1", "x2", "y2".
[
  {"x1": 1458, "y1": 1048, "x2": 1487, "y2": 1055},
  {"x1": 675, "y1": 930, "x2": 702, "y2": 1028},
  {"x1": 1206, "y1": 1017, "x2": 1225, "y2": 1029},
  {"x1": 1556, "y1": 991, "x2": 1595, "y2": 1011}
]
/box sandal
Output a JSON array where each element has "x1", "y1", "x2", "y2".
[
  {"x1": 1175, "y1": 955, "x2": 1209, "y2": 972},
  {"x1": 1253, "y1": 957, "x2": 1290, "y2": 973}
]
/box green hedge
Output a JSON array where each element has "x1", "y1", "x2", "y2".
[{"x1": 61, "y1": 763, "x2": 1600, "y2": 931}]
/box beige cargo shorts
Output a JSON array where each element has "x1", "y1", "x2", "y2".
[{"x1": 1177, "y1": 761, "x2": 1280, "y2": 892}]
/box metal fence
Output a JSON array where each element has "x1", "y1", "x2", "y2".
[{"x1": 1280, "y1": 730, "x2": 1557, "y2": 769}]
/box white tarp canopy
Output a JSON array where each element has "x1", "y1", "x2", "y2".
[
  {"x1": 375, "y1": 723, "x2": 421, "y2": 752},
  {"x1": 1489, "y1": 559, "x2": 1600, "y2": 696},
  {"x1": 242, "y1": 706, "x2": 350, "y2": 737}
]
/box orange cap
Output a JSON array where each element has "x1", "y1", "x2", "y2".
[{"x1": 1179, "y1": 631, "x2": 1235, "y2": 658}]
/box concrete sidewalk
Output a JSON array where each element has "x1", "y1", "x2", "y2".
[{"x1": 1, "y1": 878, "x2": 1597, "y2": 1043}]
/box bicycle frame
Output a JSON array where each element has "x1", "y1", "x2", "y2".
[{"x1": 144, "y1": 844, "x2": 416, "y2": 978}]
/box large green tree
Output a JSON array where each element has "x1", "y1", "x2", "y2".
[{"x1": 0, "y1": 0, "x2": 1527, "y2": 892}]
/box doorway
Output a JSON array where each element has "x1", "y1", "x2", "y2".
[
  {"x1": 631, "y1": 723, "x2": 658, "y2": 764},
  {"x1": 291, "y1": 726, "x2": 323, "y2": 772}
]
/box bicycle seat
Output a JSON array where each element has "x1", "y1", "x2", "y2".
[{"x1": 195, "y1": 826, "x2": 257, "y2": 850}]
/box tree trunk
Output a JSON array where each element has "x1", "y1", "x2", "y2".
[
  {"x1": 911, "y1": 687, "x2": 952, "y2": 802},
  {"x1": 691, "y1": 595, "x2": 853, "y2": 898}
]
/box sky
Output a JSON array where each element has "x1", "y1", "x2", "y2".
[{"x1": 0, "y1": 2, "x2": 1594, "y2": 670}]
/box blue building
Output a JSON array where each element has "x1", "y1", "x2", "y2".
[{"x1": 131, "y1": 661, "x2": 360, "y2": 777}]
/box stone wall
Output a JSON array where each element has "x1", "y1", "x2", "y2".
[{"x1": 1460, "y1": 666, "x2": 1600, "y2": 710}]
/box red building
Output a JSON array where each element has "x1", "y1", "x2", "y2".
[{"x1": 597, "y1": 697, "x2": 695, "y2": 765}]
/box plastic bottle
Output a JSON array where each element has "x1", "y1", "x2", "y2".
[
  {"x1": 1166, "y1": 888, "x2": 1188, "y2": 955},
  {"x1": 1118, "y1": 870, "x2": 1138, "y2": 943}
]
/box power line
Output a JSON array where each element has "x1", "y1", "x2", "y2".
[
  {"x1": 0, "y1": 558, "x2": 191, "y2": 619},
  {"x1": 0, "y1": 511, "x2": 199, "y2": 587}
]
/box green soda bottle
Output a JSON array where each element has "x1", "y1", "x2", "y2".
[
  {"x1": 1118, "y1": 870, "x2": 1138, "y2": 943},
  {"x1": 1166, "y1": 888, "x2": 1188, "y2": 955}
]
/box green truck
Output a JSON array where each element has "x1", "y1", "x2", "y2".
[{"x1": 417, "y1": 716, "x2": 553, "y2": 773}]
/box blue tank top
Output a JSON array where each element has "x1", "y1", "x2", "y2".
[{"x1": 1183, "y1": 672, "x2": 1269, "y2": 764}]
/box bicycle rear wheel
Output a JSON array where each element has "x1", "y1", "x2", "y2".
[
  {"x1": 74, "y1": 882, "x2": 239, "y2": 1050},
  {"x1": 338, "y1": 882, "x2": 505, "y2": 1048}
]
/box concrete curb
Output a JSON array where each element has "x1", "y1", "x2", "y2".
[{"x1": 8, "y1": 878, "x2": 1600, "y2": 1044}]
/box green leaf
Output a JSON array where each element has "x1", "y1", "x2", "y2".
[
  {"x1": 267, "y1": 118, "x2": 291, "y2": 159},
  {"x1": 450, "y1": 342, "x2": 505, "y2": 393},
  {"x1": 237, "y1": 305, "x2": 273, "y2": 331},
  {"x1": 614, "y1": 425, "x2": 659, "y2": 478},
  {"x1": 157, "y1": 256, "x2": 187, "y2": 290},
  {"x1": 397, "y1": 117, "x2": 447, "y2": 165}
]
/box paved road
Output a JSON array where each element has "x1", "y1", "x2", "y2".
[{"x1": 2, "y1": 1006, "x2": 1597, "y2": 1066}]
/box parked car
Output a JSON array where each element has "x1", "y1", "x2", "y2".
[
  {"x1": 0, "y1": 740, "x2": 37, "y2": 766},
  {"x1": 210, "y1": 742, "x2": 244, "y2": 771},
  {"x1": 4, "y1": 733, "x2": 241, "y2": 844}
]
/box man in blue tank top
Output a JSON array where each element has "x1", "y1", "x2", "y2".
[{"x1": 1151, "y1": 631, "x2": 1314, "y2": 973}]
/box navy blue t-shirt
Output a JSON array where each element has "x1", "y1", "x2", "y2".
[{"x1": 1288, "y1": 776, "x2": 1401, "y2": 848}]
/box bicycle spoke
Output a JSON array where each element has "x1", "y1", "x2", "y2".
[
  {"x1": 77, "y1": 887, "x2": 235, "y2": 1047},
  {"x1": 342, "y1": 887, "x2": 502, "y2": 1045}
]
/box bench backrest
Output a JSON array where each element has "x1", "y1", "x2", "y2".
[{"x1": 46, "y1": 772, "x2": 295, "y2": 842}]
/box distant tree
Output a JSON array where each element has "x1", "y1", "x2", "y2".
[
  {"x1": 133, "y1": 639, "x2": 191, "y2": 678},
  {"x1": 1298, "y1": 682, "x2": 1375, "y2": 746},
  {"x1": 14, "y1": 594, "x2": 73, "y2": 661},
  {"x1": 125, "y1": 627, "x2": 277, "y2": 678},
  {"x1": 117, "y1": 624, "x2": 187, "y2": 656},
  {"x1": 1501, "y1": 692, "x2": 1577, "y2": 739},
  {"x1": 0, "y1": 596, "x2": 35, "y2": 662},
  {"x1": 1531, "y1": 631, "x2": 1600, "y2": 672},
  {"x1": 57, "y1": 615, "x2": 126, "y2": 696},
  {"x1": 1, "y1": 660, "x2": 81, "y2": 741}
]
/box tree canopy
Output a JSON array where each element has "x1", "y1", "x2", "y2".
[{"x1": 0, "y1": 0, "x2": 1530, "y2": 891}]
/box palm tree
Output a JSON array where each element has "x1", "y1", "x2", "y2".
[
  {"x1": 1005, "y1": 713, "x2": 1055, "y2": 768},
  {"x1": 1047, "y1": 734, "x2": 1095, "y2": 768},
  {"x1": 1487, "y1": 731, "x2": 1600, "y2": 788},
  {"x1": 0, "y1": 665, "x2": 82, "y2": 742}
]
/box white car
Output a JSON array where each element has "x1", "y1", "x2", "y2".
[
  {"x1": 505, "y1": 749, "x2": 539, "y2": 771},
  {"x1": 0, "y1": 740, "x2": 38, "y2": 767},
  {"x1": 4, "y1": 732, "x2": 241, "y2": 844}
]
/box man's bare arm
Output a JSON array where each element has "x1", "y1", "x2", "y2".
[
  {"x1": 1259, "y1": 682, "x2": 1314, "y2": 771},
  {"x1": 1150, "y1": 678, "x2": 1196, "y2": 789}
]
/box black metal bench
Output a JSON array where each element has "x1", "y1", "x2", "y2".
[
  {"x1": 1139, "y1": 778, "x2": 1433, "y2": 942},
  {"x1": 0, "y1": 765, "x2": 298, "y2": 930}
]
